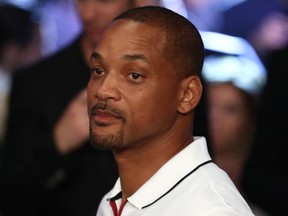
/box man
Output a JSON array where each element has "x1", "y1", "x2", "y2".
[
  {"x1": 87, "y1": 6, "x2": 254, "y2": 215},
  {"x1": 0, "y1": 1, "x2": 135, "y2": 216}
]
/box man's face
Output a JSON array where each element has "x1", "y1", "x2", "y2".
[
  {"x1": 87, "y1": 20, "x2": 182, "y2": 151},
  {"x1": 76, "y1": 0, "x2": 133, "y2": 45}
]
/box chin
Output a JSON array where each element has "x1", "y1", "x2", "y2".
[
  {"x1": 89, "y1": 127, "x2": 124, "y2": 150},
  {"x1": 90, "y1": 140, "x2": 111, "y2": 151}
]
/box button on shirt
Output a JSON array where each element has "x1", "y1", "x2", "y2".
[{"x1": 96, "y1": 137, "x2": 254, "y2": 216}]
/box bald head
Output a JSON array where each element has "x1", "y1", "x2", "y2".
[{"x1": 113, "y1": 6, "x2": 205, "y2": 77}]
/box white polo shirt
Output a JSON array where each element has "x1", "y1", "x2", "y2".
[{"x1": 96, "y1": 137, "x2": 254, "y2": 216}]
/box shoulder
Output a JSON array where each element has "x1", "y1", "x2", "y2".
[{"x1": 180, "y1": 163, "x2": 254, "y2": 215}]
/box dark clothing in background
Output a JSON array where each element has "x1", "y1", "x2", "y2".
[
  {"x1": 241, "y1": 46, "x2": 288, "y2": 215},
  {"x1": 0, "y1": 36, "x2": 118, "y2": 216}
]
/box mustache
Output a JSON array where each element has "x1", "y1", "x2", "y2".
[{"x1": 90, "y1": 103, "x2": 126, "y2": 121}]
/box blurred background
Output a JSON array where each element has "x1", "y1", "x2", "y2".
[
  {"x1": 1, "y1": 0, "x2": 288, "y2": 59},
  {"x1": 1, "y1": 0, "x2": 288, "y2": 215},
  {"x1": 1, "y1": 0, "x2": 288, "y2": 60}
]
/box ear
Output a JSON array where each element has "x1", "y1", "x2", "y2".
[{"x1": 177, "y1": 76, "x2": 202, "y2": 114}]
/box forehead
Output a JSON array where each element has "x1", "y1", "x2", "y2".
[{"x1": 95, "y1": 20, "x2": 166, "y2": 57}]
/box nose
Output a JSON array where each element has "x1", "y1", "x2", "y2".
[{"x1": 93, "y1": 74, "x2": 121, "y2": 102}]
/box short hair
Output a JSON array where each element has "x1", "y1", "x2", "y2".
[{"x1": 114, "y1": 6, "x2": 205, "y2": 78}]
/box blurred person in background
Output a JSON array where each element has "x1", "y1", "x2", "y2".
[
  {"x1": 218, "y1": 2, "x2": 288, "y2": 213},
  {"x1": 241, "y1": 44, "x2": 288, "y2": 216},
  {"x1": 135, "y1": 0, "x2": 162, "y2": 7},
  {"x1": 0, "y1": 3, "x2": 42, "y2": 215},
  {"x1": 181, "y1": 0, "x2": 244, "y2": 31},
  {"x1": 37, "y1": 0, "x2": 83, "y2": 56},
  {"x1": 0, "y1": 1, "x2": 136, "y2": 215},
  {"x1": 220, "y1": 0, "x2": 288, "y2": 64},
  {"x1": 0, "y1": 3, "x2": 41, "y2": 146},
  {"x1": 201, "y1": 32, "x2": 269, "y2": 216}
]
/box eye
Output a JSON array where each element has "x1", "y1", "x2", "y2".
[
  {"x1": 91, "y1": 67, "x2": 104, "y2": 76},
  {"x1": 129, "y1": 72, "x2": 143, "y2": 80}
]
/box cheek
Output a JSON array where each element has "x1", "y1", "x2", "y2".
[
  {"x1": 128, "y1": 88, "x2": 177, "y2": 129},
  {"x1": 87, "y1": 80, "x2": 96, "y2": 108},
  {"x1": 124, "y1": 90, "x2": 160, "y2": 127}
]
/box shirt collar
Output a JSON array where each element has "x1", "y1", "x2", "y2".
[{"x1": 108, "y1": 137, "x2": 211, "y2": 209}]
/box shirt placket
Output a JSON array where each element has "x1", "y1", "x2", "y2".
[{"x1": 109, "y1": 199, "x2": 128, "y2": 216}]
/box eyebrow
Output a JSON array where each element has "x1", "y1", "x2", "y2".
[
  {"x1": 122, "y1": 54, "x2": 149, "y2": 64},
  {"x1": 90, "y1": 51, "x2": 149, "y2": 64},
  {"x1": 90, "y1": 52, "x2": 101, "y2": 62}
]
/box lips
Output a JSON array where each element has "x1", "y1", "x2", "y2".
[
  {"x1": 92, "y1": 109, "x2": 121, "y2": 124},
  {"x1": 95, "y1": 109, "x2": 119, "y2": 118}
]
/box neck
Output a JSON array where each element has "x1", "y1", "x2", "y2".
[{"x1": 114, "y1": 134, "x2": 193, "y2": 200}]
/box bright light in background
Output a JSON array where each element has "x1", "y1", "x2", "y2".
[
  {"x1": 162, "y1": 0, "x2": 247, "y2": 18},
  {"x1": 161, "y1": 0, "x2": 187, "y2": 18},
  {"x1": 2, "y1": 0, "x2": 37, "y2": 9}
]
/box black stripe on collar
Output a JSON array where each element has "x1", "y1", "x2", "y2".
[
  {"x1": 142, "y1": 160, "x2": 213, "y2": 209},
  {"x1": 108, "y1": 191, "x2": 122, "y2": 201}
]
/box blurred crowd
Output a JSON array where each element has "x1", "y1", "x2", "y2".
[{"x1": 0, "y1": 0, "x2": 287, "y2": 215}]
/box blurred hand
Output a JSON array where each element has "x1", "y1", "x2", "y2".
[{"x1": 54, "y1": 89, "x2": 89, "y2": 154}]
